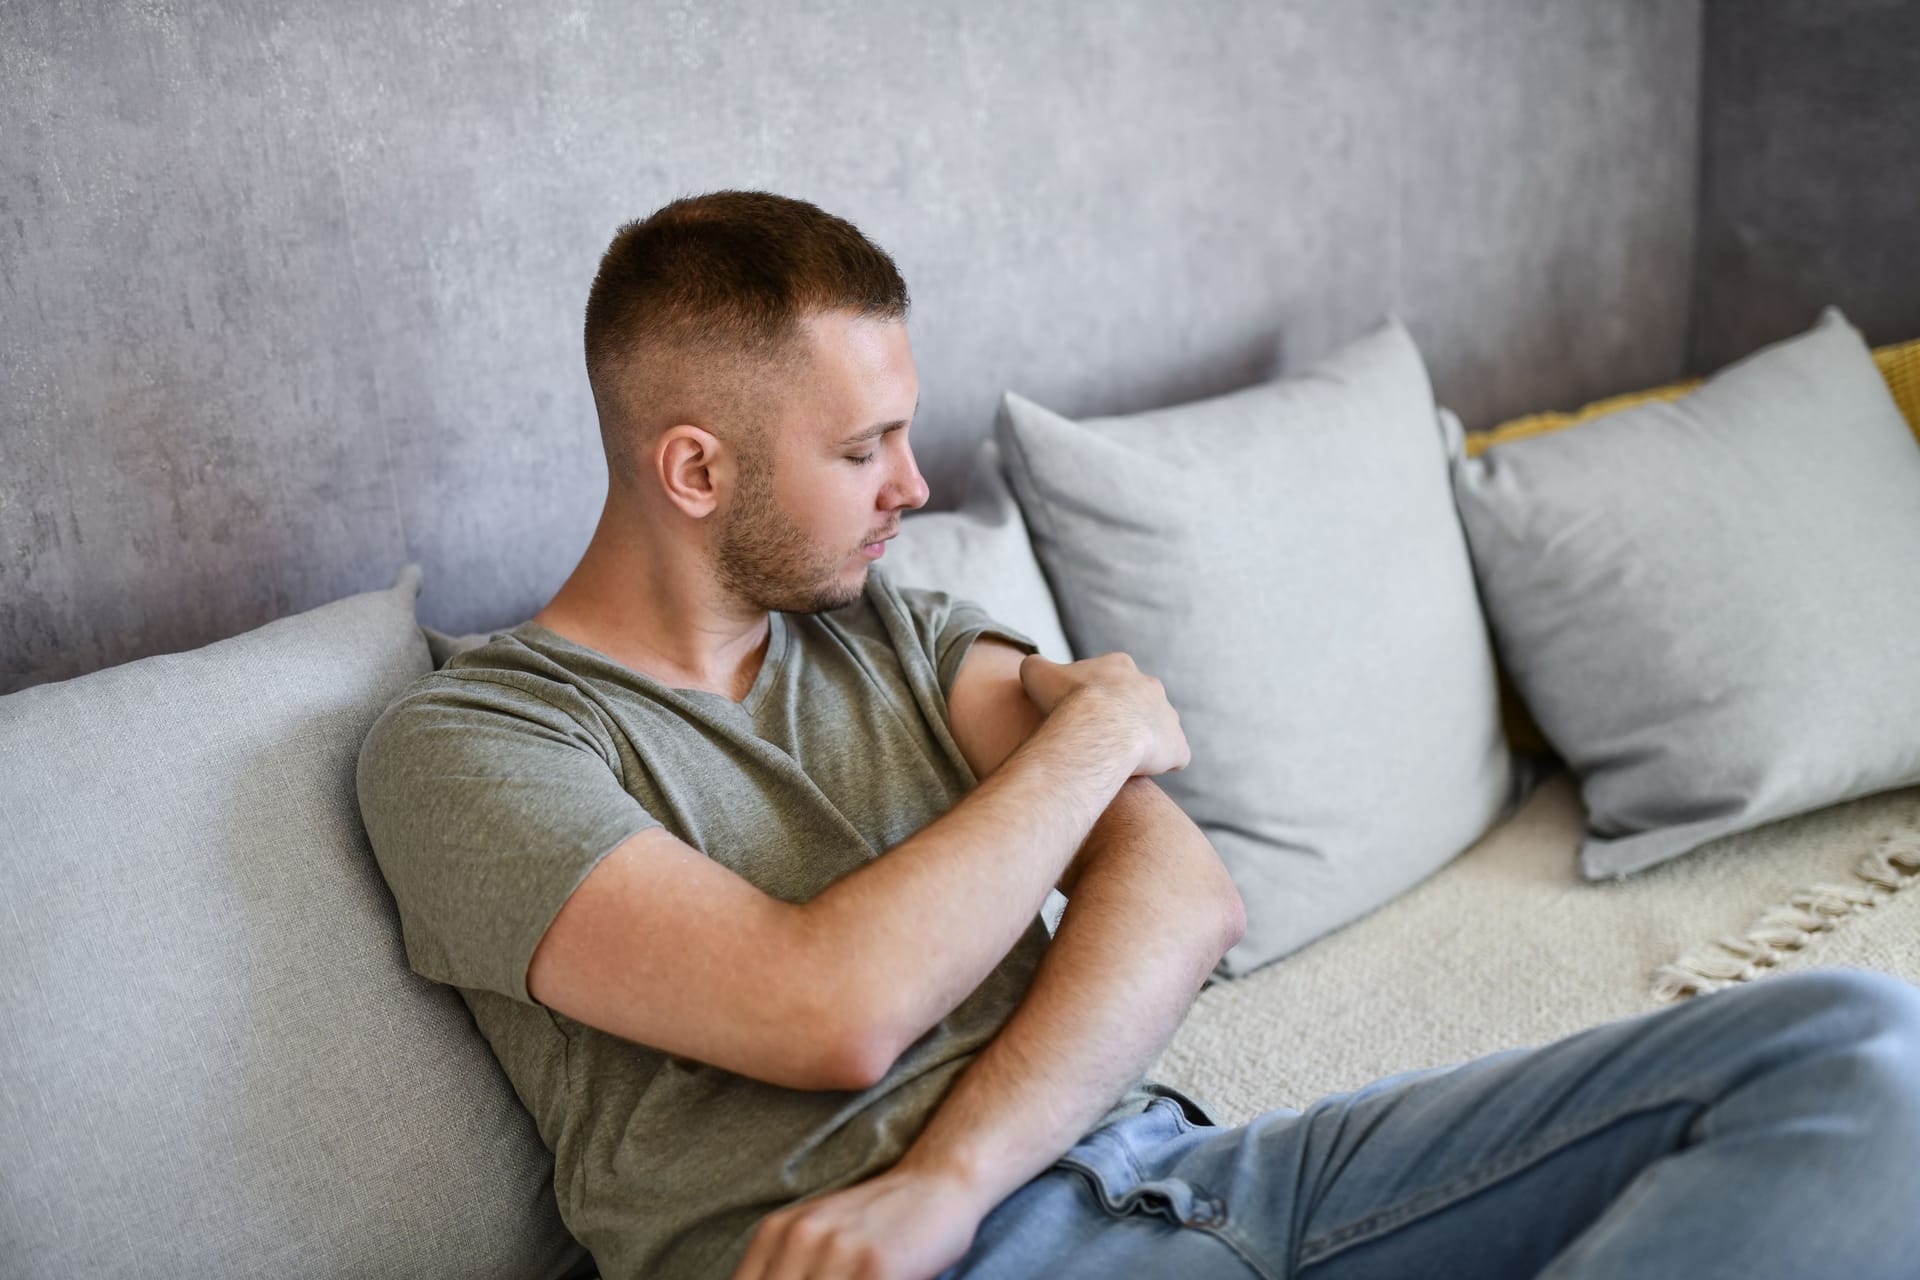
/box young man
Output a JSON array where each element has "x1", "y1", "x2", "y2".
[{"x1": 355, "y1": 190, "x2": 1920, "y2": 1280}]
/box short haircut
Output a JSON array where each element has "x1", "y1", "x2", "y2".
[{"x1": 584, "y1": 190, "x2": 910, "y2": 489}]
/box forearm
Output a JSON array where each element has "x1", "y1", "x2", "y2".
[
  {"x1": 800, "y1": 695, "x2": 1137, "y2": 1065},
  {"x1": 891, "y1": 778, "x2": 1243, "y2": 1212}
]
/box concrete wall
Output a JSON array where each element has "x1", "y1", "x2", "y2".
[
  {"x1": 1688, "y1": 0, "x2": 1920, "y2": 372},
  {"x1": 3, "y1": 1, "x2": 1705, "y2": 692}
]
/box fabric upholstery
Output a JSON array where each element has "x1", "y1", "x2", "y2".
[
  {"x1": 1468, "y1": 332, "x2": 1920, "y2": 759},
  {"x1": 0, "y1": 564, "x2": 591, "y2": 1279},
  {"x1": 1446, "y1": 306, "x2": 1920, "y2": 880},
  {"x1": 1150, "y1": 768, "x2": 1920, "y2": 1124}
]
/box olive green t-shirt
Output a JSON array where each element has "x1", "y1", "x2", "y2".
[{"x1": 354, "y1": 565, "x2": 1161, "y2": 1280}]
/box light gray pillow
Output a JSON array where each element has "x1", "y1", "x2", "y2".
[
  {"x1": 1445, "y1": 305, "x2": 1920, "y2": 880},
  {"x1": 997, "y1": 317, "x2": 1532, "y2": 976},
  {"x1": 0, "y1": 565, "x2": 593, "y2": 1280},
  {"x1": 880, "y1": 435, "x2": 1075, "y2": 664}
]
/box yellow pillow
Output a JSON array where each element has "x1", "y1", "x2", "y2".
[{"x1": 1468, "y1": 334, "x2": 1920, "y2": 756}]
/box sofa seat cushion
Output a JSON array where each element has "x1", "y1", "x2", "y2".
[
  {"x1": 0, "y1": 565, "x2": 592, "y2": 1280},
  {"x1": 1151, "y1": 764, "x2": 1920, "y2": 1125}
]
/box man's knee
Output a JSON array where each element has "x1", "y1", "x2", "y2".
[
  {"x1": 1750, "y1": 968, "x2": 1920, "y2": 1097},
  {"x1": 1761, "y1": 967, "x2": 1920, "y2": 1033}
]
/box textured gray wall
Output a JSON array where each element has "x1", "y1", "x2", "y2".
[
  {"x1": 2, "y1": 1, "x2": 1703, "y2": 693},
  {"x1": 1689, "y1": 0, "x2": 1920, "y2": 373}
]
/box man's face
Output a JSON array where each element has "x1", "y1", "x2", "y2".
[{"x1": 712, "y1": 309, "x2": 929, "y2": 614}]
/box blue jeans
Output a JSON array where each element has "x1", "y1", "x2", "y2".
[{"x1": 937, "y1": 967, "x2": 1920, "y2": 1278}]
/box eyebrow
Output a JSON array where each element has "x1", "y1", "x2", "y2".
[{"x1": 836, "y1": 393, "x2": 920, "y2": 446}]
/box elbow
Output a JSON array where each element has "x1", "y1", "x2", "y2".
[
  {"x1": 806, "y1": 969, "x2": 904, "y2": 1091},
  {"x1": 791, "y1": 905, "x2": 905, "y2": 1091},
  {"x1": 1218, "y1": 881, "x2": 1248, "y2": 956},
  {"x1": 818, "y1": 1020, "x2": 899, "y2": 1092}
]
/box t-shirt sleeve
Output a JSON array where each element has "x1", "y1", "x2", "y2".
[
  {"x1": 888, "y1": 580, "x2": 1042, "y2": 703},
  {"x1": 354, "y1": 675, "x2": 662, "y2": 1006}
]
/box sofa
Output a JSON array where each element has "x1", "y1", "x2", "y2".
[
  {"x1": 5, "y1": 306, "x2": 1919, "y2": 1278},
  {"x1": 883, "y1": 306, "x2": 1920, "y2": 1125}
]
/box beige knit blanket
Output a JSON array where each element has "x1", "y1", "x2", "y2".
[{"x1": 1150, "y1": 769, "x2": 1920, "y2": 1125}]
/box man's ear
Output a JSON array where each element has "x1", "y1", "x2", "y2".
[{"x1": 656, "y1": 425, "x2": 726, "y2": 518}]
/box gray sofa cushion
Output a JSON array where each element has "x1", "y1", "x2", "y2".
[
  {"x1": 1444, "y1": 304, "x2": 1920, "y2": 880},
  {"x1": 996, "y1": 317, "x2": 1530, "y2": 976},
  {"x1": 0, "y1": 565, "x2": 592, "y2": 1279}
]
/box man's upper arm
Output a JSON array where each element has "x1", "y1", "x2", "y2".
[
  {"x1": 525, "y1": 825, "x2": 878, "y2": 1091},
  {"x1": 946, "y1": 635, "x2": 1047, "y2": 784},
  {"x1": 355, "y1": 681, "x2": 875, "y2": 1093},
  {"x1": 946, "y1": 635, "x2": 1108, "y2": 899}
]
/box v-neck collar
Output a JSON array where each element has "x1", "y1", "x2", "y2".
[{"x1": 513, "y1": 612, "x2": 789, "y2": 716}]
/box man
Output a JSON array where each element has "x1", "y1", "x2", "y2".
[{"x1": 355, "y1": 190, "x2": 1920, "y2": 1280}]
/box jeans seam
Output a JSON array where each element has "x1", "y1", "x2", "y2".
[
  {"x1": 1208, "y1": 1219, "x2": 1289, "y2": 1280},
  {"x1": 1296, "y1": 1079, "x2": 1718, "y2": 1269}
]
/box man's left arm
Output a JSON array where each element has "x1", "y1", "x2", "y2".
[
  {"x1": 730, "y1": 639, "x2": 1244, "y2": 1280},
  {"x1": 893, "y1": 769, "x2": 1243, "y2": 1194}
]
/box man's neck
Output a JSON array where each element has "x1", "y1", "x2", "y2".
[
  {"x1": 529, "y1": 505, "x2": 772, "y2": 702},
  {"x1": 531, "y1": 600, "x2": 774, "y2": 703}
]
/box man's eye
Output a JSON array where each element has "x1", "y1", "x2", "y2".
[{"x1": 848, "y1": 452, "x2": 875, "y2": 465}]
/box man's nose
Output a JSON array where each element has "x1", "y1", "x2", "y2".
[{"x1": 887, "y1": 448, "x2": 931, "y2": 512}]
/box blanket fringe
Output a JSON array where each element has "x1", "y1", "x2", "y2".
[{"x1": 1650, "y1": 822, "x2": 1920, "y2": 1003}]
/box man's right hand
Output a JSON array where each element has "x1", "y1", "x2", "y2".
[{"x1": 1018, "y1": 652, "x2": 1191, "y2": 777}]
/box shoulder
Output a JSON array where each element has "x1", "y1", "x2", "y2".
[
  {"x1": 856, "y1": 566, "x2": 1033, "y2": 650},
  {"x1": 862, "y1": 564, "x2": 967, "y2": 633},
  {"x1": 357, "y1": 652, "x2": 620, "y2": 782},
  {"x1": 806, "y1": 566, "x2": 963, "y2": 672}
]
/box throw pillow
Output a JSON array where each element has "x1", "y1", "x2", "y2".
[
  {"x1": 0, "y1": 565, "x2": 592, "y2": 1279},
  {"x1": 1445, "y1": 305, "x2": 1920, "y2": 880},
  {"x1": 997, "y1": 316, "x2": 1535, "y2": 976},
  {"x1": 1466, "y1": 332, "x2": 1920, "y2": 760}
]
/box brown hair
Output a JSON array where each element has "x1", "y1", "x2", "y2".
[{"x1": 584, "y1": 190, "x2": 910, "y2": 489}]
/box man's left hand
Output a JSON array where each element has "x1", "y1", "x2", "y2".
[{"x1": 728, "y1": 1165, "x2": 992, "y2": 1280}]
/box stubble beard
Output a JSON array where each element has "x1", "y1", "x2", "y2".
[{"x1": 712, "y1": 443, "x2": 869, "y2": 616}]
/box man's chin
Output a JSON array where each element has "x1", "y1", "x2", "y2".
[{"x1": 779, "y1": 573, "x2": 867, "y2": 616}]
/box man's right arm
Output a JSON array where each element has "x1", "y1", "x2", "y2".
[{"x1": 525, "y1": 675, "x2": 1162, "y2": 1093}]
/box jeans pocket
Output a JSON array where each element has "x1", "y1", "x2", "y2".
[
  {"x1": 1146, "y1": 1083, "x2": 1219, "y2": 1131},
  {"x1": 1056, "y1": 1158, "x2": 1228, "y2": 1230}
]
